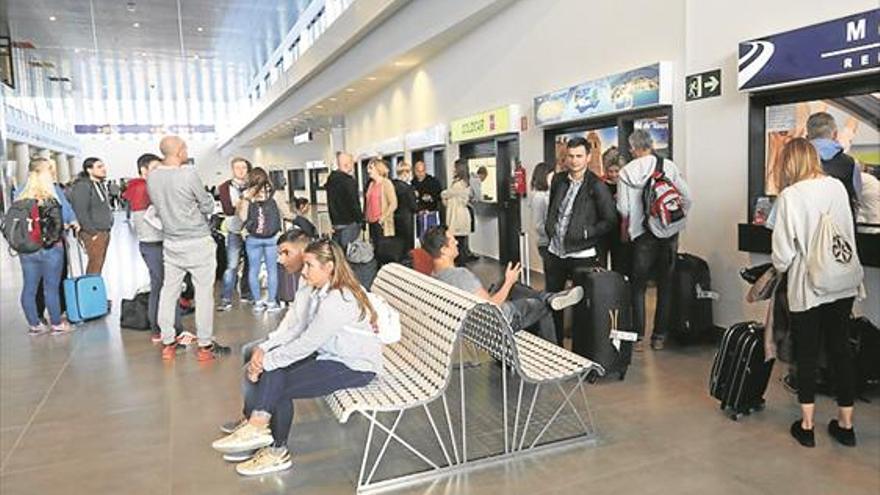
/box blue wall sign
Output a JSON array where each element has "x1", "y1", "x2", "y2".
[{"x1": 738, "y1": 9, "x2": 880, "y2": 91}]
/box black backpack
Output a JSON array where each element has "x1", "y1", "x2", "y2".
[
  {"x1": 245, "y1": 198, "x2": 282, "y2": 238},
  {"x1": 1, "y1": 198, "x2": 62, "y2": 254}
]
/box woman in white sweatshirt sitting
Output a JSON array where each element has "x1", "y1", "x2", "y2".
[
  {"x1": 211, "y1": 238, "x2": 382, "y2": 475},
  {"x1": 771, "y1": 138, "x2": 864, "y2": 449}
]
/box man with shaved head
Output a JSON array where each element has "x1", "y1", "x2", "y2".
[
  {"x1": 324, "y1": 151, "x2": 364, "y2": 250},
  {"x1": 148, "y1": 136, "x2": 230, "y2": 361}
]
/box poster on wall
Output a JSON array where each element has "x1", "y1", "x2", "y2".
[
  {"x1": 763, "y1": 99, "x2": 880, "y2": 196},
  {"x1": 534, "y1": 63, "x2": 671, "y2": 127},
  {"x1": 554, "y1": 126, "x2": 619, "y2": 177},
  {"x1": 634, "y1": 116, "x2": 670, "y2": 157}
]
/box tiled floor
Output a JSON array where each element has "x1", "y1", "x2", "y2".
[{"x1": 1, "y1": 216, "x2": 878, "y2": 494}]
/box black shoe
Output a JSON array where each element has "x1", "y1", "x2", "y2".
[
  {"x1": 782, "y1": 373, "x2": 798, "y2": 394},
  {"x1": 827, "y1": 420, "x2": 856, "y2": 447},
  {"x1": 790, "y1": 420, "x2": 815, "y2": 447}
]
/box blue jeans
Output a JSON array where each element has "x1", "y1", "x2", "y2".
[
  {"x1": 332, "y1": 223, "x2": 361, "y2": 252},
  {"x1": 20, "y1": 244, "x2": 64, "y2": 326},
  {"x1": 139, "y1": 242, "x2": 184, "y2": 333},
  {"x1": 221, "y1": 232, "x2": 251, "y2": 302},
  {"x1": 246, "y1": 236, "x2": 278, "y2": 303}
]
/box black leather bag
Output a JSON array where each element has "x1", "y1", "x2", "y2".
[{"x1": 120, "y1": 292, "x2": 151, "y2": 331}]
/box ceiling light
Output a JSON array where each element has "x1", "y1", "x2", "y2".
[
  {"x1": 49, "y1": 16, "x2": 57, "y2": 21},
  {"x1": 345, "y1": 87, "x2": 355, "y2": 92},
  {"x1": 197, "y1": 27, "x2": 204, "y2": 32},
  {"x1": 315, "y1": 105, "x2": 324, "y2": 109},
  {"x1": 193, "y1": 54, "x2": 199, "y2": 60},
  {"x1": 74, "y1": 48, "x2": 80, "y2": 54},
  {"x1": 132, "y1": 22, "x2": 141, "y2": 28},
  {"x1": 126, "y1": 2, "x2": 137, "y2": 13},
  {"x1": 329, "y1": 97, "x2": 337, "y2": 102},
  {"x1": 141, "y1": 52, "x2": 147, "y2": 56},
  {"x1": 367, "y1": 77, "x2": 376, "y2": 81}
]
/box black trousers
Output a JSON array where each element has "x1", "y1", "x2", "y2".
[
  {"x1": 544, "y1": 252, "x2": 601, "y2": 344},
  {"x1": 629, "y1": 232, "x2": 677, "y2": 341},
  {"x1": 791, "y1": 297, "x2": 856, "y2": 407}
]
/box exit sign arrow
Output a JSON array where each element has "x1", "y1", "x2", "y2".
[{"x1": 686, "y1": 69, "x2": 722, "y2": 101}]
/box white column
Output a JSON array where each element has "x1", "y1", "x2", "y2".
[
  {"x1": 14, "y1": 142, "x2": 30, "y2": 186},
  {"x1": 54, "y1": 152, "x2": 70, "y2": 184},
  {"x1": 69, "y1": 156, "x2": 79, "y2": 181},
  {"x1": 35, "y1": 149, "x2": 51, "y2": 159}
]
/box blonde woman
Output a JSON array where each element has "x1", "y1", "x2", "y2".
[
  {"x1": 364, "y1": 158, "x2": 397, "y2": 254},
  {"x1": 12, "y1": 157, "x2": 78, "y2": 335},
  {"x1": 772, "y1": 138, "x2": 863, "y2": 448},
  {"x1": 441, "y1": 159, "x2": 473, "y2": 265},
  {"x1": 212, "y1": 239, "x2": 381, "y2": 475}
]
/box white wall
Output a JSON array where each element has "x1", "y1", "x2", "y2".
[
  {"x1": 78, "y1": 135, "x2": 224, "y2": 185},
  {"x1": 345, "y1": 0, "x2": 687, "y2": 260},
  {"x1": 682, "y1": 0, "x2": 879, "y2": 326}
]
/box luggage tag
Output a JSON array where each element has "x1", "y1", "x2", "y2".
[
  {"x1": 695, "y1": 283, "x2": 720, "y2": 300},
  {"x1": 608, "y1": 309, "x2": 638, "y2": 350}
]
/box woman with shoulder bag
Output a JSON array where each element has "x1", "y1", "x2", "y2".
[
  {"x1": 771, "y1": 138, "x2": 865, "y2": 448},
  {"x1": 238, "y1": 167, "x2": 294, "y2": 313},
  {"x1": 12, "y1": 157, "x2": 79, "y2": 335},
  {"x1": 363, "y1": 158, "x2": 398, "y2": 261}
]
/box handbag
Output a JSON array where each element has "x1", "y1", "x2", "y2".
[
  {"x1": 805, "y1": 212, "x2": 863, "y2": 295},
  {"x1": 746, "y1": 266, "x2": 782, "y2": 303}
]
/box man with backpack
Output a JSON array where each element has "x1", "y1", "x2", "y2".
[
  {"x1": 618, "y1": 129, "x2": 691, "y2": 351},
  {"x1": 217, "y1": 157, "x2": 253, "y2": 311},
  {"x1": 544, "y1": 137, "x2": 618, "y2": 345},
  {"x1": 147, "y1": 136, "x2": 230, "y2": 361},
  {"x1": 67, "y1": 157, "x2": 113, "y2": 274}
]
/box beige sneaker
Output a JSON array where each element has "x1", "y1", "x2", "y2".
[
  {"x1": 236, "y1": 447, "x2": 293, "y2": 477},
  {"x1": 211, "y1": 423, "x2": 273, "y2": 453}
]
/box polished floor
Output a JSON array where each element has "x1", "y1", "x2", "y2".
[{"x1": 1, "y1": 217, "x2": 878, "y2": 495}]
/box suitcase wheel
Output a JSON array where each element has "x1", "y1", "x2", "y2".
[{"x1": 729, "y1": 413, "x2": 740, "y2": 421}]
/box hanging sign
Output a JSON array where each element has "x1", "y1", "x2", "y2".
[
  {"x1": 738, "y1": 9, "x2": 879, "y2": 91},
  {"x1": 533, "y1": 62, "x2": 672, "y2": 127}
]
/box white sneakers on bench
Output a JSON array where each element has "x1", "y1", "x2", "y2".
[{"x1": 548, "y1": 286, "x2": 584, "y2": 311}]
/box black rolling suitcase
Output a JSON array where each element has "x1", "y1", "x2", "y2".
[
  {"x1": 575, "y1": 268, "x2": 638, "y2": 380},
  {"x1": 671, "y1": 253, "x2": 718, "y2": 343},
  {"x1": 709, "y1": 322, "x2": 774, "y2": 420}
]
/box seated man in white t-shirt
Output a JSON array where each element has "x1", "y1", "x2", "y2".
[{"x1": 421, "y1": 226, "x2": 582, "y2": 345}]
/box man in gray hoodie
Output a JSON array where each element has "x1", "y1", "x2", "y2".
[
  {"x1": 67, "y1": 157, "x2": 113, "y2": 274},
  {"x1": 617, "y1": 130, "x2": 691, "y2": 351},
  {"x1": 147, "y1": 136, "x2": 229, "y2": 361}
]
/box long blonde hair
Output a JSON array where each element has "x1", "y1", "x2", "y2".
[
  {"x1": 305, "y1": 239, "x2": 378, "y2": 326},
  {"x1": 775, "y1": 137, "x2": 824, "y2": 192},
  {"x1": 19, "y1": 157, "x2": 57, "y2": 201}
]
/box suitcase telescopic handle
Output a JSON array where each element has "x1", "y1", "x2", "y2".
[
  {"x1": 65, "y1": 229, "x2": 86, "y2": 278},
  {"x1": 518, "y1": 231, "x2": 531, "y2": 286}
]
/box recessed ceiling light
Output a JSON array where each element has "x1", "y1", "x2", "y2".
[
  {"x1": 329, "y1": 97, "x2": 337, "y2": 102},
  {"x1": 49, "y1": 16, "x2": 57, "y2": 21},
  {"x1": 393, "y1": 61, "x2": 404, "y2": 67},
  {"x1": 315, "y1": 105, "x2": 324, "y2": 109},
  {"x1": 197, "y1": 27, "x2": 204, "y2": 32},
  {"x1": 132, "y1": 22, "x2": 141, "y2": 28},
  {"x1": 345, "y1": 87, "x2": 355, "y2": 92},
  {"x1": 74, "y1": 48, "x2": 80, "y2": 54},
  {"x1": 193, "y1": 54, "x2": 199, "y2": 60},
  {"x1": 141, "y1": 52, "x2": 147, "y2": 56}
]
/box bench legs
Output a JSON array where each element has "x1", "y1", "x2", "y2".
[{"x1": 504, "y1": 372, "x2": 598, "y2": 452}]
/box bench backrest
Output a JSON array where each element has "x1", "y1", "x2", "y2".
[{"x1": 372, "y1": 264, "x2": 478, "y2": 399}]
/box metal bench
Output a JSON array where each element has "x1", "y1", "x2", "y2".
[{"x1": 324, "y1": 264, "x2": 603, "y2": 493}]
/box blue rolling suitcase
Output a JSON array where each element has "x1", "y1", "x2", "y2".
[
  {"x1": 415, "y1": 211, "x2": 440, "y2": 242},
  {"x1": 64, "y1": 234, "x2": 109, "y2": 323}
]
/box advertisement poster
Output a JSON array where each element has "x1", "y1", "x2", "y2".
[
  {"x1": 634, "y1": 117, "x2": 670, "y2": 156},
  {"x1": 535, "y1": 64, "x2": 666, "y2": 127},
  {"x1": 554, "y1": 126, "x2": 619, "y2": 177}
]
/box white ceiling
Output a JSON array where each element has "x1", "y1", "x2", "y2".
[{"x1": 4, "y1": 0, "x2": 311, "y2": 78}]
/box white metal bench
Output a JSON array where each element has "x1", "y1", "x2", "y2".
[{"x1": 325, "y1": 264, "x2": 603, "y2": 493}]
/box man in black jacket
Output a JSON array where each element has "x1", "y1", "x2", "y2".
[
  {"x1": 324, "y1": 152, "x2": 363, "y2": 250},
  {"x1": 412, "y1": 160, "x2": 442, "y2": 213},
  {"x1": 544, "y1": 137, "x2": 617, "y2": 344},
  {"x1": 67, "y1": 157, "x2": 113, "y2": 274}
]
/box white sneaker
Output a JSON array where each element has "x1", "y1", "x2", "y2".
[
  {"x1": 265, "y1": 302, "x2": 283, "y2": 313},
  {"x1": 223, "y1": 450, "x2": 255, "y2": 463},
  {"x1": 235, "y1": 447, "x2": 292, "y2": 476},
  {"x1": 251, "y1": 301, "x2": 267, "y2": 314},
  {"x1": 211, "y1": 423, "x2": 273, "y2": 453},
  {"x1": 549, "y1": 286, "x2": 584, "y2": 311},
  {"x1": 176, "y1": 331, "x2": 198, "y2": 346},
  {"x1": 219, "y1": 417, "x2": 248, "y2": 434}
]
